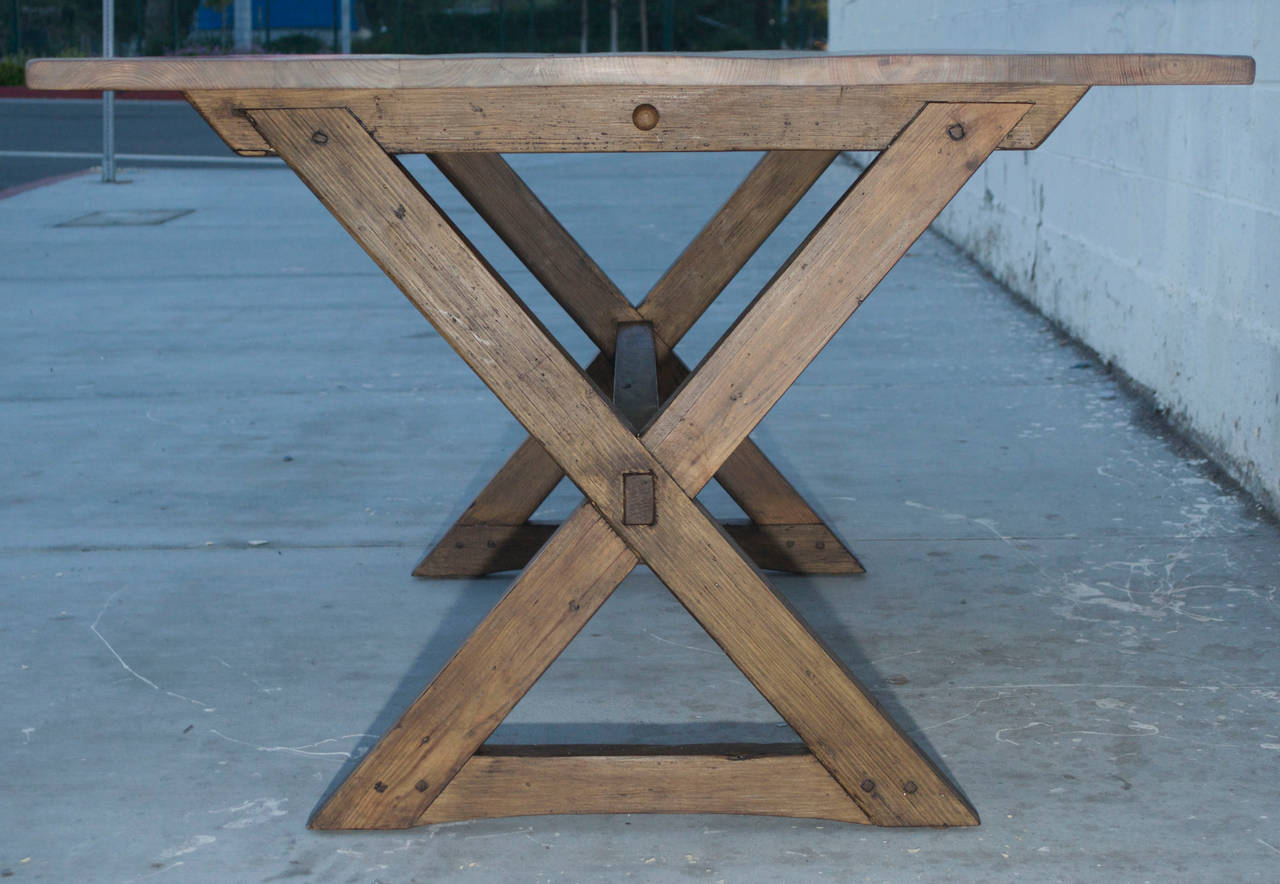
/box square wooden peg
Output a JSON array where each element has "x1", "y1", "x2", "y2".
[{"x1": 622, "y1": 472, "x2": 656, "y2": 525}]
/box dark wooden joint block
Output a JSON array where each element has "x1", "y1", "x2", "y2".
[
  {"x1": 622, "y1": 471, "x2": 656, "y2": 525},
  {"x1": 613, "y1": 321, "x2": 659, "y2": 432}
]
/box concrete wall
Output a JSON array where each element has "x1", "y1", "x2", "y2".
[{"x1": 830, "y1": 1, "x2": 1279, "y2": 514}]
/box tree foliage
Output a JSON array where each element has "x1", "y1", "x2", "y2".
[
  {"x1": 354, "y1": 0, "x2": 825, "y2": 55},
  {"x1": 3, "y1": 0, "x2": 826, "y2": 59},
  {"x1": 4, "y1": 0, "x2": 205, "y2": 56}
]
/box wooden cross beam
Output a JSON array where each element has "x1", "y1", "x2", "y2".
[{"x1": 413, "y1": 149, "x2": 866, "y2": 578}]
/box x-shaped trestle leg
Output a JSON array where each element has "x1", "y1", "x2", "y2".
[
  {"x1": 413, "y1": 149, "x2": 865, "y2": 578},
  {"x1": 248, "y1": 99, "x2": 1029, "y2": 829}
]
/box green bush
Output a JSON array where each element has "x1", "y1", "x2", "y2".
[
  {"x1": 263, "y1": 34, "x2": 332, "y2": 54},
  {"x1": 0, "y1": 54, "x2": 25, "y2": 86}
]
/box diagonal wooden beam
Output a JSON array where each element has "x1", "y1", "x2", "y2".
[
  {"x1": 639, "y1": 149, "x2": 841, "y2": 349},
  {"x1": 254, "y1": 102, "x2": 1025, "y2": 829},
  {"x1": 433, "y1": 148, "x2": 840, "y2": 356},
  {"x1": 430, "y1": 150, "x2": 639, "y2": 359},
  {"x1": 416, "y1": 149, "x2": 860, "y2": 577}
]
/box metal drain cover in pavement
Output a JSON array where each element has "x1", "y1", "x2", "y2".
[{"x1": 58, "y1": 209, "x2": 194, "y2": 227}]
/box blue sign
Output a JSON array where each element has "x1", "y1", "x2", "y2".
[{"x1": 195, "y1": 0, "x2": 359, "y2": 32}]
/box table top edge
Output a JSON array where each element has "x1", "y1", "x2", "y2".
[{"x1": 25, "y1": 53, "x2": 1256, "y2": 91}]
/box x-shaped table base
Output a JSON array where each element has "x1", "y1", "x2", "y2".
[{"x1": 247, "y1": 99, "x2": 1030, "y2": 829}]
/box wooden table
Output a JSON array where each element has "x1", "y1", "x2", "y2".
[{"x1": 28, "y1": 52, "x2": 1253, "y2": 830}]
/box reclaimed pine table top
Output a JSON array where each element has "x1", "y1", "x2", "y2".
[{"x1": 25, "y1": 52, "x2": 1255, "y2": 90}]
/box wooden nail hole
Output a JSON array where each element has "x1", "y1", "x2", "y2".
[{"x1": 632, "y1": 103, "x2": 659, "y2": 131}]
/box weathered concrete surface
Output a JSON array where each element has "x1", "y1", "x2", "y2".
[
  {"x1": 1, "y1": 155, "x2": 1278, "y2": 882},
  {"x1": 830, "y1": 1, "x2": 1279, "y2": 517}
]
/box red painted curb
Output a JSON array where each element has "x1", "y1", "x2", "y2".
[
  {"x1": 0, "y1": 86, "x2": 185, "y2": 100},
  {"x1": 0, "y1": 167, "x2": 96, "y2": 200}
]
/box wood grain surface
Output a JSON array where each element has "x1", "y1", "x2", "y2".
[
  {"x1": 419, "y1": 746, "x2": 871, "y2": 824},
  {"x1": 188, "y1": 84, "x2": 1080, "y2": 153},
  {"x1": 28, "y1": 52, "x2": 1254, "y2": 91}
]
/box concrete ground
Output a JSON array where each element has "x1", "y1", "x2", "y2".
[{"x1": 1, "y1": 151, "x2": 1277, "y2": 883}]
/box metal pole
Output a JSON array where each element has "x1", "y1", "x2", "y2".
[
  {"x1": 135, "y1": 0, "x2": 142, "y2": 54},
  {"x1": 525, "y1": 0, "x2": 533, "y2": 51},
  {"x1": 497, "y1": 0, "x2": 505, "y2": 52},
  {"x1": 102, "y1": 0, "x2": 116, "y2": 183},
  {"x1": 265, "y1": 0, "x2": 271, "y2": 46},
  {"x1": 233, "y1": 0, "x2": 251, "y2": 50},
  {"x1": 662, "y1": 0, "x2": 673, "y2": 50},
  {"x1": 9, "y1": 0, "x2": 19, "y2": 55},
  {"x1": 171, "y1": 0, "x2": 178, "y2": 51},
  {"x1": 332, "y1": 0, "x2": 338, "y2": 51},
  {"x1": 339, "y1": 0, "x2": 350, "y2": 53},
  {"x1": 395, "y1": 0, "x2": 402, "y2": 53},
  {"x1": 608, "y1": 0, "x2": 617, "y2": 52}
]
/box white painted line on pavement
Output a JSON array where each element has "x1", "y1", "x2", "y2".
[{"x1": 0, "y1": 149, "x2": 280, "y2": 165}]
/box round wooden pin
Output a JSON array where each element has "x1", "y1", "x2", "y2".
[{"x1": 632, "y1": 103, "x2": 660, "y2": 131}]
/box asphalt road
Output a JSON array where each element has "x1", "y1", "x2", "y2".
[{"x1": 0, "y1": 98, "x2": 242, "y2": 191}]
